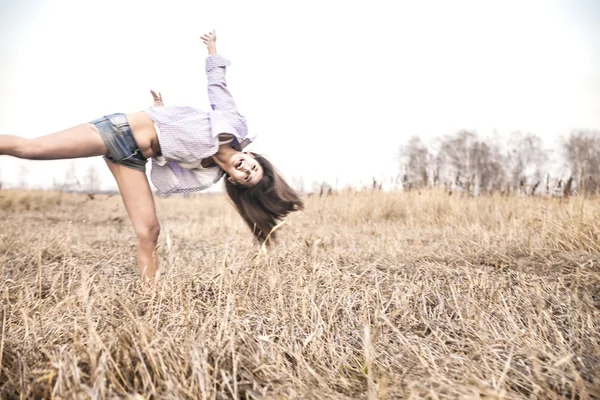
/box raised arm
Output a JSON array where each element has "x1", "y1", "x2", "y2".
[{"x1": 201, "y1": 30, "x2": 238, "y2": 112}]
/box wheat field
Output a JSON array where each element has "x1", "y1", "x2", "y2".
[{"x1": 0, "y1": 189, "x2": 599, "y2": 399}]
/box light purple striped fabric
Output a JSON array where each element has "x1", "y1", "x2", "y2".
[{"x1": 144, "y1": 54, "x2": 255, "y2": 195}]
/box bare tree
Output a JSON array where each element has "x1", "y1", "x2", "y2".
[
  {"x1": 84, "y1": 164, "x2": 102, "y2": 193},
  {"x1": 63, "y1": 161, "x2": 79, "y2": 192},
  {"x1": 291, "y1": 176, "x2": 305, "y2": 194},
  {"x1": 563, "y1": 130, "x2": 600, "y2": 193},
  {"x1": 310, "y1": 181, "x2": 333, "y2": 197},
  {"x1": 471, "y1": 140, "x2": 505, "y2": 193},
  {"x1": 505, "y1": 132, "x2": 547, "y2": 193},
  {"x1": 436, "y1": 131, "x2": 504, "y2": 194},
  {"x1": 436, "y1": 131, "x2": 475, "y2": 192},
  {"x1": 399, "y1": 136, "x2": 431, "y2": 190},
  {"x1": 18, "y1": 165, "x2": 29, "y2": 188}
]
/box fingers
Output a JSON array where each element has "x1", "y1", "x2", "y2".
[
  {"x1": 200, "y1": 29, "x2": 216, "y2": 43},
  {"x1": 150, "y1": 90, "x2": 163, "y2": 106}
]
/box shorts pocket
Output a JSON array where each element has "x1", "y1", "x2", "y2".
[{"x1": 107, "y1": 113, "x2": 130, "y2": 129}]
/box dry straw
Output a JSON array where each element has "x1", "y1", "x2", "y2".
[{"x1": 0, "y1": 189, "x2": 599, "y2": 399}]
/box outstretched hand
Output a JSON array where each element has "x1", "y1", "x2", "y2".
[
  {"x1": 201, "y1": 30, "x2": 217, "y2": 55},
  {"x1": 150, "y1": 90, "x2": 163, "y2": 107}
]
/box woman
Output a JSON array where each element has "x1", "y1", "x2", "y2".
[{"x1": 0, "y1": 30, "x2": 303, "y2": 282}]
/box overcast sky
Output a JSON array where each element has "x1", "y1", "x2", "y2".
[{"x1": 0, "y1": 0, "x2": 599, "y2": 191}]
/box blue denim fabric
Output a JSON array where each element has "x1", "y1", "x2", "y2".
[{"x1": 90, "y1": 113, "x2": 147, "y2": 172}]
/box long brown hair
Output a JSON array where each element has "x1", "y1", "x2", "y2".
[{"x1": 225, "y1": 153, "x2": 304, "y2": 244}]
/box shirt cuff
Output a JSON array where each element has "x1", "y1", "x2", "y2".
[{"x1": 205, "y1": 54, "x2": 231, "y2": 72}]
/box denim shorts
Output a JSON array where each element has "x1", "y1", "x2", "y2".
[{"x1": 89, "y1": 113, "x2": 147, "y2": 172}]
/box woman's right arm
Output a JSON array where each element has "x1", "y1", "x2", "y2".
[{"x1": 150, "y1": 90, "x2": 163, "y2": 107}]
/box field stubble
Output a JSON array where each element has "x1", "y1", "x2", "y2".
[{"x1": 0, "y1": 189, "x2": 599, "y2": 399}]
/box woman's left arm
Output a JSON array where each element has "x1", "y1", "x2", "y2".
[{"x1": 201, "y1": 30, "x2": 239, "y2": 113}]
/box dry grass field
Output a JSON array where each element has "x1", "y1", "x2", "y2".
[{"x1": 0, "y1": 189, "x2": 599, "y2": 399}]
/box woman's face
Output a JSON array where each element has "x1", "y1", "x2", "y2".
[{"x1": 226, "y1": 152, "x2": 264, "y2": 187}]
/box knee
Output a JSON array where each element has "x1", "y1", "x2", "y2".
[{"x1": 136, "y1": 222, "x2": 161, "y2": 245}]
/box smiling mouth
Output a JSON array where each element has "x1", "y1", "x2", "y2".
[{"x1": 235, "y1": 159, "x2": 244, "y2": 169}]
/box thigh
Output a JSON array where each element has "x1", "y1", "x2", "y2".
[
  {"x1": 29, "y1": 124, "x2": 108, "y2": 160},
  {"x1": 105, "y1": 160, "x2": 159, "y2": 235}
]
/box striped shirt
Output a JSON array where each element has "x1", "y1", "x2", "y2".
[{"x1": 144, "y1": 54, "x2": 255, "y2": 194}]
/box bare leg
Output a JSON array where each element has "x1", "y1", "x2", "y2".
[
  {"x1": 105, "y1": 159, "x2": 160, "y2": 282},
  {"x1": 0, "y1": 124, "x2": 107, "y2": 160}
]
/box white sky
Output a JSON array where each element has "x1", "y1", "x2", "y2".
[{"x1": 0, "y1": 0, "x2": 599, "y2": 191}]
